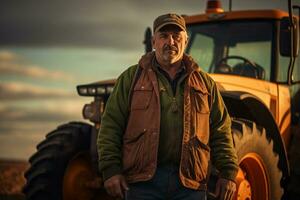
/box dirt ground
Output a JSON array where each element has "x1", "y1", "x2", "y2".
[{"x1": 0, "y1": 159, "x2": 28, "y2": 200}]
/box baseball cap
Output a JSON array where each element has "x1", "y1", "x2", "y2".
[{"x1": 153, "y1": 13, "x2": 186, "y2": 33}]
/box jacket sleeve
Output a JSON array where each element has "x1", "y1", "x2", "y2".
[
  {"x1": 209, "y1": 81, "x2": 239, "y2": 181},
  {"x1": 97, "y1": 65, "x2": 137, "y2": 181}
]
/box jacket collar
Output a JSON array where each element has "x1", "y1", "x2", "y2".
[{"x1": 138, "y1": 52, "x2": 206, "y2": 93}]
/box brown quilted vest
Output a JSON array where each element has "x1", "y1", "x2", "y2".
[{"x1": 122, "y1": 52, "x2": 211, "y2": 190}]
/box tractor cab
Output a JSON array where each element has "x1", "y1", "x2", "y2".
[
  {"x1": 185, "y1": 9, "x2": 299, "y2": 84},
  {"x1": 187, "y1": 19, "x2": 272, "y2": 80}
]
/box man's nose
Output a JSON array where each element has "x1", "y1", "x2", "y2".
[{"x1": 166, "y1": 35, "x2": 175, "y2": 45}]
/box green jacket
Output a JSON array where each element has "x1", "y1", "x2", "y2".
[{"x1": 97, "y1": 53, "x2": 238, "y2": 188}]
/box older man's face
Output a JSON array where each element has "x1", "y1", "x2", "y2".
[{"x1": 152, "y1": 25, "x2": 188, "y2": 66}]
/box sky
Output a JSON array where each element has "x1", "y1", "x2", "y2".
[{"x1": 0, "y1": 0, "x2": 297, "y2": 160}]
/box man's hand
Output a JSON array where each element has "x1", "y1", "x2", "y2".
[
  {"x1": 104, "y1": 174, "x2": 129, "y2": 199},
  {"x1": 214, "y1": 178, "x2": 236, "y2": 200}
]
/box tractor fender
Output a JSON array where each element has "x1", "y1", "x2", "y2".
[{"x1": 220, "y1": 90, "x2": 290, "y2": 182}]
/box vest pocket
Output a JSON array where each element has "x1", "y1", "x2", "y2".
[
  {"x1": 122, "y1": 129, "x2": 147, "y2": 173},
  {"x1": 194, "y1": 112, "x2": 210, "y2": 144},
  {"x1": 192, "y1": 87, "x2": 210, "y2": 114},
  {"x1": 192, "y1": 86, "x2": 210, "y2": 144},
  {"x1": 131, "y1": 88, "x2": 153, "y2": 110},
  {"x1": 181, "y1": 136, "x2": 210, "y2": 183}
]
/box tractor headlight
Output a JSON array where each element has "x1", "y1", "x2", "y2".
[
  {"x1": 78, "y1": 87, "x2": 88, "y2": 95},
  {"x1": 77, "y1": 85, "x2": 111, "y2": 96},
  {"x1": 106, "y1": 86, "x2": 114, "y2": 94},
  {"x1": 97, "y1": 87, "x2": 106, "y2": 94},
  {"x1": 87, "y1": 87, "x2": 97, "y2": 95}
]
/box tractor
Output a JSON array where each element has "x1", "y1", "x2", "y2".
[{"x1": 23, "y1": 0, "x2": 300, "y2": 199}]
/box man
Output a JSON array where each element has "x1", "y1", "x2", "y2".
[{"x1": 97, "y1": 13, "x2": 239, "y2": 200}]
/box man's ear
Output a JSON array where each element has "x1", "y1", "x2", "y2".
[
  {"x1": 184, "y1": 36, "x2": 188, "y2": 48},
  {"x1": 184, "y1": 35, "x2": 189, "y2": 50},
  {"x1": 185, "y1": 34, "x2": 189, "y2": 45},
  {"x1": 151, "y1": 36, "x2": 155, "y2": 47}
]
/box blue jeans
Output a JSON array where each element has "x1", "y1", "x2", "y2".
[{"x1": 125, "y1": 165, "x2": 207, "y2": 200}]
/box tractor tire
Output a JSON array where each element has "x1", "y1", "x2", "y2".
[
  {"x1": 287, "y1": 126, "x2": 300, "y2": 199},
  {"x1": 23, "y1": 122, "x2": 112, "y2": 200},
  {"x1": 232, "y1": 118, "x2": 283, "y2": 200}
]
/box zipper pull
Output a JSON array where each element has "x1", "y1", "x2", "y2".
[{"x1": 171, "y1": 97, "x2": 178, "y2": 113}]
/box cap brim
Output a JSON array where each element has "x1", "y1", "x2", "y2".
[{"x1": 155, "y1": 22, "x2": 186, "y2": 33}]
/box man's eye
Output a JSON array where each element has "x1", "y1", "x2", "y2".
[
  {"x1": 173, "y1": 35, "x2": 181, "y2": 40},
  {"x1": 160, "y1": 34, "x2": 168, "y2": 38}
]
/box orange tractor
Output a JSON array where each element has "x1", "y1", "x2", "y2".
[{"x1": 23, "y1": 0, "x2": 300, "y2": 199}]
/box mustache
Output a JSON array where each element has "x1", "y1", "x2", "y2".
[{"x1": 163, "y1": 45, "x2": 178, "y2": 52}]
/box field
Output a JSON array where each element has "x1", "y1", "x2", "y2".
[{"x1": 0, "y1": 159, "x2": 28, "y2": 200}]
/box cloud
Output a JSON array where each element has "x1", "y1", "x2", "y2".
[
  {"x1": 0, "y1": 50, "x2": 19, "y2": 61},
  {"x1": 0, "y1": 51, "x2": 74, "y2": 82},
  {"x1": 0, "y1": 82, "x2": 76, "y2": 101},
  {"x1": 0, "y1": 98, "x2": 90, "y2": 159},
  {"x1": 0, "y1": 106, "x2": 76, "y2": 123},
  {"x1": 0, "y1": 99, "x2": 89, "y2": 159},
  {"x1": 0, "y1": 99, "x2": 86, "y2": 123},
  {"x1": 0, "y1": 0, "x2": 288, "y2": 49},
  {"x1": 0, "y1": 0, "x2": 208, "y2": 50},
  {"x1": 0, "y1": 63, "x2": 75, "y2": 82},
  {"x1": 0, "y1": 0, "x2": 288, "y2": 50},
  {"x1": 0, "y1": 122, "x2": 62, "y2": 160},
  {"x1": 0, "y1": 130, "x2": 47, "y2": 160}
]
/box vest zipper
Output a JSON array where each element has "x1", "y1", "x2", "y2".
[{"x1": 171, "y1": 97, "x2": 178, "y2": 113}]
